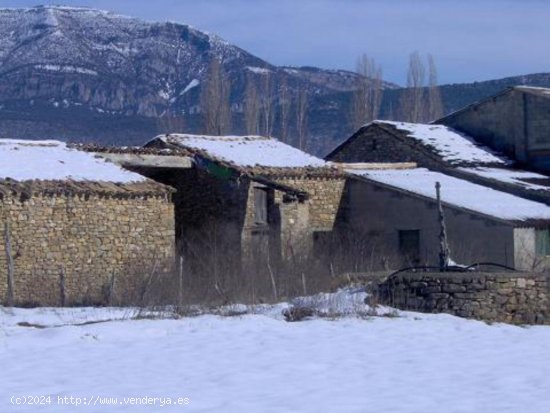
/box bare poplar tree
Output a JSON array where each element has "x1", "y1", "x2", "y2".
[
  {"x1": 295, "y1": 88, "x2": 308, "y2": 150},
  {"x1": 398, "y1": 51, "x2": 426, "y2": 122},
  {"x1": 427, "y1": 54, "x2": 444, "y2": 121},
  {"x1": 279, "y1": 75, "x2": 291, "y2": 143},
  {"x1": 244, "y1": 73, "x2": 260, "y2": 135},
  {"x1": 259, "y1": 67, "x2": 275, "y2": 136},
  {"x1": 200, "y1": 59, "x2": 232, "y2": 135},
  {"x1": 351, "y1": 54, "x2": 383, "y2": 129}
]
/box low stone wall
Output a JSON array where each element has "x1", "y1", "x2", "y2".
[
  {"x1": 370, "y1": 272, "x2": 550, "y2": 325},
  {"x1": 0, "y1": 193, "x2": 175, "y2": 306}
]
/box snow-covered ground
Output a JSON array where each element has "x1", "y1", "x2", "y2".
[{"x1": 1, "y1": 292, "x2": 549, "y2": 413}]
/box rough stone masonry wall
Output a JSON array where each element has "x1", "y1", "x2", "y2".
[
  {"x1": 0, "y1": 193, "x2": 175, "y2": 306},
  {"x1": 272, "y1": 177, "x2": 346, "y2": 231},
  {"x1": 371, "y1": 272, "x2": 550, "y2": 325},
  {"x1": 327, "y1": 127, "x2": 444, "y2": 171}
]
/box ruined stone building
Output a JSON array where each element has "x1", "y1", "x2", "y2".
[
  {"x1": 0, "y1": 140, "x2": 175, "y2": 306},
  {"x1": 4, "y1": 86, "x2": 550, "y2": 306},
  {"x1": 92, "y1": 134, "x2": 346, "y2": 295}
]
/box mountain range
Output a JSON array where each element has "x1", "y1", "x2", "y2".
[{"x1": 0, "y1": 5, "x2": 549, "y2": 155}]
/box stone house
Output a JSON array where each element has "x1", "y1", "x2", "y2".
[
  {"x1": 334, "y1": 165, "x2": 550, "y2": 271},
  {"x1": 436, "y1": 86, "x2": 550, "y2": 173},
  {"x1": 0, "y1": 139, "x2": 175, "y2": 306},
  {"x1": 93, "y1": 135, "x2": 347, "y2": 284}
]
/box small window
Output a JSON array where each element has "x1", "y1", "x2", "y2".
[
  {"x1": 535, "y1": 229, "x2": 550, "y2": 257},
  {"x1": 254, "y1": 187, "x2": 268, "y2": 225},
  {"x1": 398, "y1": 229, "x2": 420, "y2": 264}
]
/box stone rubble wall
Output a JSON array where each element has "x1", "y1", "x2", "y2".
[
  {"x1": 0, "y1": 193, "x2": 175, "y2": 306},
  {"x1": 370, "y1": 271, "x2": 550, "y2": 325},
  {"x1": 273, "y1": 177, "x2": 346, "y2": 231}
]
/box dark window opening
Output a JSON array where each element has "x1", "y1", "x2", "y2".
[
  {"x1": 254, "y1": 187, "x2": 269, "y2": 226},
  {"x1": 398, "y1": 229, "x2": 420, "y2": 264}
]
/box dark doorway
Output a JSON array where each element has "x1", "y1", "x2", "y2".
[{"x1": 398, "y1": 229, "x2": 420, "y2": 265}]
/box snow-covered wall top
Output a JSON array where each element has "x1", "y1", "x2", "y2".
[
  {"x1": 160, "y1": 134, "x2": 328, "y2": 169},
  {"x1": 350, "y1": 168, "x2": 550, "y2": 222},
  {"x1": 0, "y1": 139, "x2": 145, "y2": 183},
  {"x1": 375, "y1": 121, "x2": 508, "y2": 166}
]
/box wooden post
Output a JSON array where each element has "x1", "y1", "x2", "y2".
[
  {"x1": 4, "y1": 221, "x2": 14, "y2": 307},
  {"x1": 178, "y1": 255, "x2": 184, "y2": 307},
  {"x1": 59, "y1": 266, "x2": 66, "y2": 307},
  {"x1": 435, "y1": 182, "x2": 450, "y2": 271}
]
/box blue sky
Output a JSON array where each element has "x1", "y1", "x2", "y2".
[{"x1": 1, "y1": 0, "x2": 549, "y2": 85}]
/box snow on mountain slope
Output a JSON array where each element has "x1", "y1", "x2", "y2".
[
  {"x1": 0, "y1": 5, "x2": 397, "y2": 152},
  {"x1": 0, "y1": 5, "x2": 384, "y2": 117}
]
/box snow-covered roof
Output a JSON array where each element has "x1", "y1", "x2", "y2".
[
  {"x1": 156, "y1": 134, "x2": 328, "y2": 169},
  {"x1": 348, "y1": 167, "x2": 550, "y2": 223},
  {"x1": 458, "y1": 167, "x2": 550, "y2": 192},
  {"x1": 514, "y1": 85, "x2": 550, "y2": 98},
  {"x1": 373, "y1": 121, "x2": 508, "y2": 166},
  {"x1": 0, "y1": 139, "x2": 146, "y2": 183}
]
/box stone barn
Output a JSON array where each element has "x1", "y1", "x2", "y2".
[
  {"x1": 326, "y1": 120, "x2": 550, "y2": 205},
  {"x1": 145, "y1": 134, "x2": 345, "y2": 266},
  {"x1": 335, "y1": 165, "x2": 550, "y2": 272},
  {"x1": 436, "y1": 86, "x2": 550, "y2": 173},
  {"x1": 92, "y1": 134, "x2": 346, "y2": 297},
  {"x1": 0, "y1": 139, "x2": 175, "y2": 306}
]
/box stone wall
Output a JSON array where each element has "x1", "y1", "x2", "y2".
[
  {"x1": 371, "y1": 271, "x2": 550, "y2": 325},
  {"x1": 326, "y1": 126, "x2": 444, "y2": 170},
  {"x1": 438, "y1": 89, "x2": 524, "y2": 161},
  {"x1": 0, "y1": 192, "x2": 175, "y2": 306},
  {"x1": 273, "y1": 177, "x2": 346, "y2": 231}
]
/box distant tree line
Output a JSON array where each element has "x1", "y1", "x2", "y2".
[
  {"x1": 351, "y1": 51, "x2": 444, "y2": 127},
  {"x1": 194, "y1": 52, "x2": 444, "y2": 147},
  {"x1": 197, "y1": 58, "x2": 310, "y2": 149}
]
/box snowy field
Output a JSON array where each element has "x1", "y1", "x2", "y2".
[{"x1": 1, "y1": 291, "x2": 550, "y2": 413}]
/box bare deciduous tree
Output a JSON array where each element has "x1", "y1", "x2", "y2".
[
  {"x1": 427, "y1": 54, "x2": 444, "y2": 121},
  {"x1": 295, "y1": 87, "x2": 308, "y2": 150},
  {"x1": 200, "y1": 59, "x2": 232, "y2": 135},
  {"x1": 398, "y1": 52, "x2": 445, "y2": 123},
  {"x1": 351, "y1": 54, "x2": 383, "y2": 129},
  {"x1": 244, "y1": 73, "x2": 260, "y2": 135},
  {"x1": 279, "y1": 75, "x2": 291, "y2": 143},
  {"x1": 259, "y1": 67, "x2": 275, "y2": 136},
  {"x1": 399, "y1": 51, "x2": 426, "y2": 123}
]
